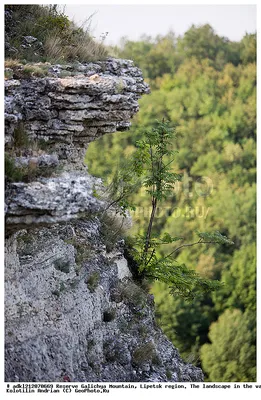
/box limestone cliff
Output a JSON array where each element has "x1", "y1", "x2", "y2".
[{"x1": 5, "y1": 58, "x2": 203, "y2": 382}]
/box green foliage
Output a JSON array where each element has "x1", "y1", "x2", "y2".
[
  {"x1": 5, "y1": 4, "x2": 108, "y2": 63},
  {"x1": 166, "y1": 369, "x2": 172, "y2": 380},
  {"x1": 103, "y1": 160, "x2": 141, "y2": 214},
  {"x1": 75, "y1": 245, "x2": 92, "y2": 266},
  {"x1": 118, "y1": 32, "x2": 178, "y2": 82},
  {"x1": 212, "y1": 243, "x2": 256, "y2": 313},
  {"x1": 65, "y1": 236, "x2": 93, "y2": 273},
  {"x1": 4, "y1": 153, "x2": 59, "y2": 183},
  {"x1": 13, "y1": 123, "x2": 30, "y2": 149},
  {"x1": 5, "y1": 154, "x2": 25, "y2": 182},
  {"x1": 5, "y1": 68, "x2": 14, "y2": 80},
  {"x1": 131, "y1": 231, "x2": 229, "y2": 301},
  {"x1": 196, "y1": 231, "x2": 234, "y2": 246},
  {"x1": 120, "y1": 281, "x2": 147, "y2": 307},
  {"x1": 86, "y1": 272, "x2": 100, "y2": 293},
  {"x1": 133, "y1": 121, "x2": 182, "y2": 200},
  {"x1": 116, "y1": 26, "x2": 252, "y2": 82},
  {"x1": 127, "y1": 121, "x2": 182, "y2": 268},
  {"x1": 146, "y1": 257, "x2": 221, "y2": 300},
  {"x1": 111, "y1": 121, "x2": 232, "y2": 300},
  {"x1": 240, "y1": 33, "x2": 256, "y2": 64},
  {"x1": 200, "y1": 309, "x2": 256, "y2": 381},
  {"x1": 99, "y1": 211, "x2": 129, "y2": 252},
  {"x1": 176, "y1": 24, "x2": 241, "y2": 69},
  {"x1": 154, "y1": 281, "x2": 217, "y2": 361},
  {"x1": 14, "y1": 64, "x2": 49, "y2": 78},
  {"x1": 132, "y1": 342, "x2": 156, "y2": 365},
  {"x1": 37, "y1": 9, "x2": 70, "y2": 33}
]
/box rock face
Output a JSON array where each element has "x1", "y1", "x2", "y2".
[
  {"x1": 5, "y1": 58, "x2": 203, "y2": 382},
  {"x1": 5, "y1": 59, "x2": 150, "y2": 167},
  {"x1": 5, "y1": 172, "x2": 103, "y2": 233}
]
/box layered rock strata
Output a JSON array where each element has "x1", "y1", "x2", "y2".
[{"x1": 5, "y1": 59, "x2": 150, "y2": 162}]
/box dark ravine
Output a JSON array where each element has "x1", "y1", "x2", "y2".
[{"x1": 5, "y1": 58, "x2": 204, "y2": 382}]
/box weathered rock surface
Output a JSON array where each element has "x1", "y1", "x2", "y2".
[
  {"x1": 5, "y1": 172, "x2": 103, "y2": 234},
  {"x1": 5, "y1": 58, "x2": 150, "y2": 152},
  {"x1": 5, "y1": 220, "x2": 203, "y2": 382},
  {"x1": 5, "y1": 57, "x2": 203, "y2": 382}
]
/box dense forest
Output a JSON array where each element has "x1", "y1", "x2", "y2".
[{"x1": 86, "y1": 25, "x2": 256, "y2": 382}]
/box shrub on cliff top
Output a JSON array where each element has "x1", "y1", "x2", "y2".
[{"x1": 5, "y1": 4, "x2": 108, "y2": 63}]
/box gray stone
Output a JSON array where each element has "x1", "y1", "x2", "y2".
[
  {"x1": 5, "y1": 58, "x2": 149, "y2": 166},
  {"x1": 23, "y1": 36, "x2": 38, "y2": 44},
  {"x1": 5, "y1": 172, "x2": 103, "y2": 233},
  {"x1": 14, "y1": 154, "x2": 59, "y2": 169}
]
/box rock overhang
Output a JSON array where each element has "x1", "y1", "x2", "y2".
[{"x1": 4, "y1": 58, "x2": 150, "y2": 233}]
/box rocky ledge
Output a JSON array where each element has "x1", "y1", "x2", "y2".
[{"x1": 5, "y1": 58, "x2": 150, "y2": 155}]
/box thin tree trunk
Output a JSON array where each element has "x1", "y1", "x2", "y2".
[{"x1": 143, "y1": 197, "x2": 157, "y2": 265}]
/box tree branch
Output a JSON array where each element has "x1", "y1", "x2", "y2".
[
  {"x1": 145, "y1": 248, "x2": 156, "y2": 267},
  {"x1": 164, "y1": 240, "x2": 218, "y2": 260}
]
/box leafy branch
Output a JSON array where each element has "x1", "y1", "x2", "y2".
[
  {"x1": 106, "y1": 120, "x2": 234, "y2": 300},
  {"x1": 163, "y1": 230, "x2": 234, "y2": 260}
]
